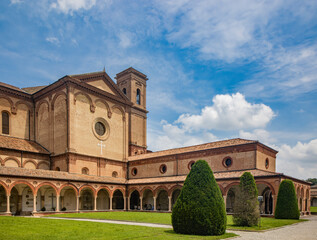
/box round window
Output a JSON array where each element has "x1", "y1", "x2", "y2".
[
  {"x1": 223, "y1": 157, "x2": 233, "y2": 168},
  {"x1": 188, "y1": 161, "x2": 195, "y2": 170},
  {"x1": 95, "y1": 122, "x2": 106, "y2": 136},
  {"x1": 92, "y1": 118, "x2": 110, "y2": 141},
  {"x1": 160, "y1": 164, "x2": 167, "y2": 174},
  {"x1": 131, "y1": 168, "x2": 138, "y2": 176}
]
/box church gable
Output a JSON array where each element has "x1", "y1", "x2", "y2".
[
  {"x1": 70, "y1": 71, "x2": 128, "y2": 102},
  {"x1": 86, "y1": 79, "x2": 116, "y2": 95}
]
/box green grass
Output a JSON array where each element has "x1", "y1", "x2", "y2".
[
  {"x1": 311, "y1": 206, "x2": 317, "y2": 213},
  {"x1": 226, "y1": 215, "x2": 306, "y2": 231},
  {"x1": 0, "y1": 216, "x2": 236, "y2": 240},
  {"x1": 49, "y1": 211, "x2": 306, "y2": 231}
]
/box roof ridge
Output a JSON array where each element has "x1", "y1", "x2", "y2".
[{"x1": 70, "y1": 71, "x2": 105, "y2": 77}]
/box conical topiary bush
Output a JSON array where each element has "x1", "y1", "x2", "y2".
[
  {"x1": 233, "y1": 172, "x2": 260, "y2": 226},
  {"x1": 172, "y1": 160, "x2": 226, "y2": 235},
  {"x1": 275, "y1": 179, "x2": 300, "y2": 219}
]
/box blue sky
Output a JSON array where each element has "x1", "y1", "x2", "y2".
[{"x1": 1, "y1": 0, "x2": 317, "y2": 179}]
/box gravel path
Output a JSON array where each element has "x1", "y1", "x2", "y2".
[
  {"x1": 228, "y1": 215, "x2": 317, "y2": 240},
  {"x1": 44, "y1": 217, "x2": 173, "y2": 229},
  {"x1": 44, "y1": 215, "x2": 317, "y2": 239}
]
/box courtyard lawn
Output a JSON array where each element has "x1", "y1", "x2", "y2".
[
  {"x1": 226, "y1": 215, "x2": 306, "y2": 231},
  {"x1": 311, "y1": 206, "x2": 317, "y2": 213},
  {"x1": 0, "y1": 216, "x2": 236, "y2": 240},
  {"x1": 48, "y1": 211, "x2": 306, "y2": 231}
]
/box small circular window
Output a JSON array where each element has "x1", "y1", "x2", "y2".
[
  {"x1": 265, "y1": 158, "x2": 269, "y2": 169},
  {"x1": 112, "y1": 171, "x2": 118, "y2": 178},
  {"x1": 188, "y1": 161, "x2": 195, "y2": 170},
  {"x1": 131, "y1": 168, "x2": 138, "y2": 176},
  {"x1": 223, "y1": 157, "x2": 233, "y2": 168},
  {"x1": 92, "y1": 118, "x2": 110, "y2": 140},
  {"x1": 160, "y1": 164, "x2": 167, "y2": 174},
  {"x1": 95, "y1": 122, "x2": 106, "y2": 136}
]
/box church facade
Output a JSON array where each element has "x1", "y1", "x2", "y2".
[{"x1": 0, "y1": 67, "x2": 311, "y2": 215}]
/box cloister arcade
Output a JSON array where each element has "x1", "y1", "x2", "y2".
[{"x1": 0, "y1": 179, "x2": 310, "y2": 215}]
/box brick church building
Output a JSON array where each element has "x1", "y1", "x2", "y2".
[{"x1": 0, "y1": 67, "x2": 311, "y2": 215}]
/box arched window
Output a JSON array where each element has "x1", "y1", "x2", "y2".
[
  {"x1": 55, "y1": 167, "x2": 60, "y2": 171},
  {"x1": 2, "y1": 111, "x2": 9, "y2": 134},
  {"x1": 136, "y1": 89, "x2": 141, "y2": 105},
  {"x1": 123, "y1": 88, "x2": 126, "y2": 95},
  {"x1": 82, "y1": 167, "x2": 89, "y2": 175}
]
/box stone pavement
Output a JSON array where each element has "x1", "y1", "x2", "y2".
[
  {"x1": 44, "y1": 215, "x2": 317, "y2": 239},
  {"x1": 228, "y1": 215, "x2": 317, "y2": 240}
]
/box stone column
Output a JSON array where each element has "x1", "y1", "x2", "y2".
[
  {"x1": 76, "y1": 196, "x2": 79, "y2": 212},
  {"x1": 123, "y1": 197, "x2": 127, "y2": 211},
  {"x1": 127, "y1": 197, "x2": 130, "y2": 210},
  {"x1": 33, "y1": 194, "x2": 37, "y2": 213},
  {"x1": 94, "y1": 196, "x2": 97, "y2": 211},
  {"x1": 56, "y1": 195, "x2": 60, "y2": 212},
  {"x1": 168, "y1": 197, "x2": 172, "y2": 212},
  {"x1": 110, "y1": 197, "x2": 113, "y2": 210},
  {"x1": 153, "y1": 197, "x2": 157, "y2": 211},
  {"x1": 272, "y1": 195, "x2": 276, "y2": 214},
  {"x1": 140, "y1": 197, "x2": 143, "y2": 210},
  {"x1": 6, "y1": 194, "x2": 11, "y2": 214}
]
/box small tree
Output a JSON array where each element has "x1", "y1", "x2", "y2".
[
  {"x1": 275, "y1": 179, "x2": 300, "y2": 219},
  {"x1": 233, "y1": 172, "x2": 260, "y2": 226},
  {"x1": 172, "y1": 160, "x2": 226, "y2": 236}
]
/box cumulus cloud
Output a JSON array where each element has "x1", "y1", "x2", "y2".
[
  {"x1": 147, "y1": 92, "x2": 275, "y2": 151},
  {"x1": 276, "y1": 139, "x2": 317, "y2": 179},
  {"x1": 50, "y1": 0, "x2": 96, "y2": 14},
  {"x1": 46, "y1": 37, "x2": 60, "y2": 45},
  {"x1": 177, "y1": 93, "x2": 275, "y2": 131},
  {"x1": 148, "y1": 120, "x2": 218, "y2": 151},
  {"x1": 239, "y1": 129, "x2": 275, "y2": 144}
]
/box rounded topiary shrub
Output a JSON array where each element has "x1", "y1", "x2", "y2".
[
  {"x1": 172, "y1": 160, "x2": 226, "y2": 236},
  {"x1": 233, "y1": 172, "x2": 260, "y2": 226},
  {"x1": 275, "y1": 179, "x2": 300, "y2": 219}
]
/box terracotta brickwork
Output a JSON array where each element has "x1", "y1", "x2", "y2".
[{"x1": 0, "y1": 67, "x2": 311, "y2": 216}]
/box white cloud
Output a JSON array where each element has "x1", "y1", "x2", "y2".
[
  {"x1": 242, "y1": 44, "x2": 317, "y2": 98},
  {"x1": 10, "y1": 0, "x2": 23, "y2": 4},
  {"x1": 46, "y1": 37, "x2": 60, "y2": 45},
  {"x1": 155, "y1": 0, "x2": 282, "y2": 62},
  {"x1": 50, "y1": 0, "x2": 96, "y2": 14},
  {"x1": 239, "y1": 129, "x2": 274, "y2": 144},
  {"x1": 176, "y1": 93, "x2": 275, "y2": 131},
  {"x1": 276, "y1": 139, "x2": 317, "y2": 179},
  {"x1": 148, "y1": 120, "x2": 218, "y2": 151},
  {"x1": 148, "y1": 92, "x2": 275, "y2": 151},
  {"x1": 118, "y1": 32, "x2": 133, "y2": 48}
]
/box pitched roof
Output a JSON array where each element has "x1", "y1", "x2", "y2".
[
  {"x1": 116, "y1": 67, "x2": 148, "y2": 80},
  {"x1": 0, "y1": 167, "x2": 126, "y2": 184},
  {"x1": 128, "y1": 138, "x2": 258, "y2": 161},
  {"x1": 0, "y1": 135, "x2": 49, "y2": 154},
  {"x1": 127, "y1": 169, "x2": 280, "y2": 184},
  {"x1": 0, "y1": 82, "x2": 27, "y2": 93},
  {"x1": 22, "y1": 86, "x2": 47, "y2": 94}
]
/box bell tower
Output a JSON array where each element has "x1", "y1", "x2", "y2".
[{"x1": 115, "y1": 67, "x2": 148, "y2": 156}]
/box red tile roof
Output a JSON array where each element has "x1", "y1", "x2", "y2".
[
  {"x1": 0, "y1": 135, "x2": 49, "y2": 154},
  {"x1": 129, "y1": 138, "x2": 257, "y2": 161},
  {"x1": 127, "y1": 169, "x2": 280, "y2": 184},
  {"x1": 22, "y1": 86, "x2": 47, "y2": 94},
  {"x1": 0, "y1": 82, "x2": 26, "y2": 93}
]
